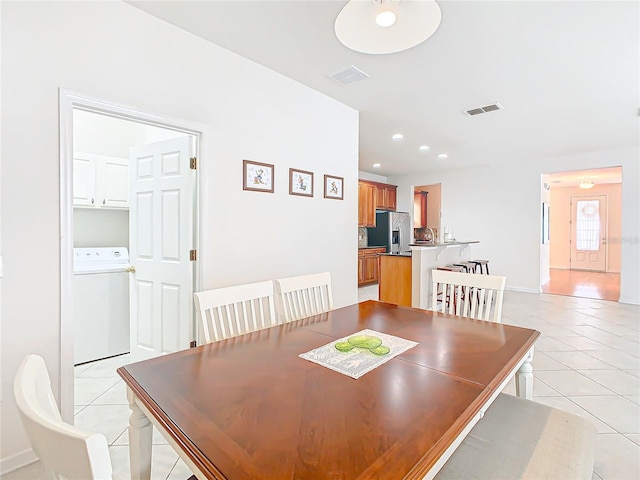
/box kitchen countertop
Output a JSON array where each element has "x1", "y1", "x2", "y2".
[
  {"x1": 359, "y1": 245, "x2": 386, "y2": 249},
  {"x1": 410, "y1": 241, "x2": 479, "y2": 248},
  {"x1": 379, "y1": 252, "x2": 412, "y2": 257}
]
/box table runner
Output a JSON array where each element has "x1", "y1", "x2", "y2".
[{"x1": 299, "y1": 328, "x2": 418, "y2": 379}]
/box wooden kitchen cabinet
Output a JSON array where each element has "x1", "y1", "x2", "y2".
[
  {"x1": 378, "y1": 255, "x2": 412, "y2": 306},
  {"x1": 413, "y1": 191, "x2": 428, "y2": 228},
  {"x1": 358, "y1": 180, "x2": 397, "y2": 227},
  {"x1": 74, "y1": 152, "x2": 129, "y2": 209},
  {"x1": 375, "y1": 184, "x2": 397, "y2": 211},
  {"x1": 358, "y1": 181, "x2": 376, "y2": 227},
  {"x1": 358, "y1": 247, "x2": 386, "y2": 286}
]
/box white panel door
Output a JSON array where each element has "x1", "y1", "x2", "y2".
[
  {"x1": 570, "y1": 195, "x2": 607, "y2": 272},
  {"x1": 129, "y1": 136, "x2": 195, "y2": 359}
]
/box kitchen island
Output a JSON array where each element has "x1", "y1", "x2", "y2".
[
  {"x1": 378, "y1": 241, "x2": 479, "y2": 308},
  {"x1": 378, "y1": 253, "x2": 412, "y2": 306}
]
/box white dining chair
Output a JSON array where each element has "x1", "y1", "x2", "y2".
[
  {"x1": 274, "y1": 272, "x2": 334, "y2": 323},
  {"x1": 193, "y1": 280, "x2": 277, "y2": 344},
  {"x1": 431, "y1": 269, "x2": 506, "y2": 323},
  {"x1": 13, "y1": 354, "x2": 113, "y2": 480}
]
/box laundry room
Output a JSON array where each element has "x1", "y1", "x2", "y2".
[{"x1": 72, "y1": 110, "x2": 188, "y2": 365}]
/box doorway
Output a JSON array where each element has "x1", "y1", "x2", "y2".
[
  {"x1": 59, "y1": 90, "x2": 202, "y2": 421},
  {"x1": 542, "y1": 167, "x2": 622, "y2": 301}
]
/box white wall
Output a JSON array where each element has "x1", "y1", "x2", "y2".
[
  {"x1": 73, "y1": 208, "x2": 129, "y2": 248},
  {"x1": 0, "y1": 1, "x2": 358, "y2": 471},
  {"x1": 74, "y1": 109, "x2": 186, "y2": 158},
  {"x1": 389, "y1": 146, "x2": 640, "y2": 303},
  {"x1": 358, "y1": 170, "x2": 387, "y2": 183}
]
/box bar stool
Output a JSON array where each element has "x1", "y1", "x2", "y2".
[
  {"x1": 471, "y1": 260, "x2": 490, "y2": 275},
  {"x1": 452, "y1": 262, "x2": 477, "y2": 273},
  {"x1": 434, "y1": 266, "x2": 464, "y2": 310}
]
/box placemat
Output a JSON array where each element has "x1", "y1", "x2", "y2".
[{"x1": 299, "y1": 329, "x2": 418, "y2": 379}]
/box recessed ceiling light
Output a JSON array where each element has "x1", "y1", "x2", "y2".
[
  {"x1": 392, "y1": 133, "x2": 403, "y2": 141},
  {"x1": 438, "y1": 153, "x2": 448, "y2": 160},
  {"x1": 419, "y1": 145, "x2": 430, "y2": 152},
  {"x1": 375, "y1": 10, "x2": 397, "y2": 28},
  {"x1": 372, "y1": 163, "x2": 381, "y2": 168}
]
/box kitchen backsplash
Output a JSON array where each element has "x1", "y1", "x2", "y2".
[
  {"x1": 414, "y1": 227, "x2": 438, "y2": 242},
  {"x1": 358, "y1": 227, "x2": 368, "y2": 247}
]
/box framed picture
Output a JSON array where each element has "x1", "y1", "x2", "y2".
[
  {"x1": 324, "y1": 175, "x2": 344, "y2": 200},
  {"x1": 289, "y1": 168, "x2": 314, "y2": 197},
  {"x1": 243, "y1": 160, "x2": 274, "y2": 193},
  {"x1": 542, "y1": 202, "x2": 550, "y2": 244}
]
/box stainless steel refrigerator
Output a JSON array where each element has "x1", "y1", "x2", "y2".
[{"x1": 366, "y1": 211, "x2": 411, "y2": 254}]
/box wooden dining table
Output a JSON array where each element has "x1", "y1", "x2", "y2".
[{"x1": 117, "y1": 300, "x2": 539, "y2": 480}]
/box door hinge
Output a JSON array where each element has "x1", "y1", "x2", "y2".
[
  {"x1": 190, "y1": 249, "x2": 197, "y2": 261},
  {"x1": 190, "y1": 157, "x2": 197, "y2": 170}
]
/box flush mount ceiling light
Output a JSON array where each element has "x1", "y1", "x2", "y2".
[
  {"x1": 579, "y1": 177, "x2": 595, "y2": 189},
  {"x1": 335, "y1": 0, "x2": 442, "y2": 55},
  {"x1": 438, "y1": 153, "x2": 448, "y2": 160},
  {"x1": 419, "y1": 145, "x2": 430, "y2": 152},
  {"x1": 392, "y1": 133, "x2": 404, "y2": 140},
  {"x1": 373, "y1": 163, "x2": 382, "y2": 168}
]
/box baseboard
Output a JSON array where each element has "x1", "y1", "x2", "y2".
[
  {"x1": 505, "y1": 286, "x2": 540, "y2": 294},
  {"x1": 618, "y1": 295, "x2": 640, "y2": 306},
  {"x1": 0, "y1": 448, "x2": 38, "y2": 476}
]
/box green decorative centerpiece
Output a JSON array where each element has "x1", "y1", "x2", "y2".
[{"x1": 335, "y1": 335, "x2": 390, "y2": 356}]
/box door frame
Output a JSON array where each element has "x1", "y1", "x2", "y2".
[{"x1": 59, "y1": 89, "x2": 205, "y2": 422}]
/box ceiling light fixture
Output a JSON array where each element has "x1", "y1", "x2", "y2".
[
  {"x1": 392, "y1": 133, "x2": 404, "y2": 141},
  {"x1": 335, "y1": 0, "x2": 442, "y2": 55},
  {"x1": 438, "y1": 153, "x2": 448, "y2": 160},
  {"x1": 375, "y1": 10, "x2": 396, "y2": 27},
  {"x1": 373, "y1": 163, "x2": 381, "y2": 168},
  {"x1": 419, "y1": 145, "x2": 430, "y2": 152},
  {"x1": 579, "y1": 177, "x2": 595, "y2": 189}
]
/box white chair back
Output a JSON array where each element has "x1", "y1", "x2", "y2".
[
  {"x1": 431, "y1": 269, "x2": 506, "y2": 323},
  {"x1": 193, "y1": 280, "x2": 277, "y2": 344},
  {"x1": 13, "y1": 355, "x2": 112, "y2": 480},
  {"x1": 274, "y1": 272, "x2": 334, "y2": 323}
]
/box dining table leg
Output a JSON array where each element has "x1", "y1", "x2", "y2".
[
  {"x1": 126, "y1": 386, "x2": 153, "y2": 480},
  {"x1": 515, "y1": 347, "x2": 534, "y2": 400}
]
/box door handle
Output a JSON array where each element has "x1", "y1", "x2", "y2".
[{"x1": 126, "y1": 266, "x2": 136, "y2": 273}]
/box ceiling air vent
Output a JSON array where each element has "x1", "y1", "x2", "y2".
[
  {"x1": 464, "y1": 102, "x2": 503, "y2": 116},
  {"x1": 328, "y1": 65, "x2": 369, "y2": 85}
]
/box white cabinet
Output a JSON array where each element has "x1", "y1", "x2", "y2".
[{"x1": 73, "y1": 153, "x2": 129, "y2": 209}]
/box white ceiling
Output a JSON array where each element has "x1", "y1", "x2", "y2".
[{"x1": 127, "y1": 0, "x2": 639, "y2": 177}]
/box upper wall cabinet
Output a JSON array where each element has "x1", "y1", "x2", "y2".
[
  {"x1": 358, "y1": 181, "x2": 376, "y2": 227},
  {"x1": 375, "y1": 184, "x2": 397, "y2": 211},
  {"x1": 74, "y1": 153, "x2": 129, "y2": 209}
]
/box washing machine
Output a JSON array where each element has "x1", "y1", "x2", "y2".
[{"x1": 73, "y1": 247, "x2": 131, "y2": 365}]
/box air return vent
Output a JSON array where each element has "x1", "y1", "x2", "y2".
[
  {"x1": 464, "y1": 103, "x2": 503, "y2": 116},
  {"x1": 328, "y1": 65, "x2": 369, "y2": 85}
]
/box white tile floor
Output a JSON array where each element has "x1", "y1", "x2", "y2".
[{"x1": 4, "y1": 289, "x2": 639, "y2": 479}]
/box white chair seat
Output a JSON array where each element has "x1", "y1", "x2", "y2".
[{"x1": 13, "y1": 355, "x2": 113, "y2": 480}]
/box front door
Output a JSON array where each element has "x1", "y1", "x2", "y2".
[
  {"x1": 570, "y1": 195, "x2": 607, "y2": 272},
  {"x1": 129, "y1": 136, "x2": 195, "y2": 359}
]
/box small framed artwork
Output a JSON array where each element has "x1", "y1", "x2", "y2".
[
  {"x1": 289, "y1": 168, "x2": 314, "y2": 197},
  {"x1": 324, "y1": 174, "x2": 344, "y2": 200},
  {"x1": 243, "y1": 160, "x2": 274, "y2": 193}
]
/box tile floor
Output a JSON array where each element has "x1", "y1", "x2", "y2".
[{"x1": 4, "y1": 288, "x2": 639, "y2": 480}]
